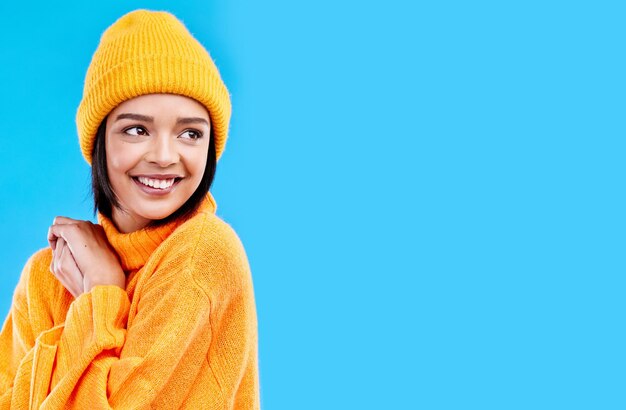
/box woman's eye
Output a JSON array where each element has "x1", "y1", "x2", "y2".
[
  {"x1": 124, "y1": 126, "x2": 148, "y2": 136},
  {"x1": 180, "y1": 129, "x2": 203, "y2": 140}
]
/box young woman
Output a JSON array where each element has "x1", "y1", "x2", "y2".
[{"x1": 0, "y1": 9, "x2": 260, "y2": 409}]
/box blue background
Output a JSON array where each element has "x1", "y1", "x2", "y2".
[{"x1": 0, "y1": 1, "x2": 624, "y2": 408}]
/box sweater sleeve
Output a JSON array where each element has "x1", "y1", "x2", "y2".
[
  {"x1": 37, "y1": 274, "x2": 213, "y2": 409},
  {"x1": 0, "y1": 255, "x2": 37, "y2": 409},
  {"x1": 33, "y1": 221, "x2": 258, "y2": 409}
]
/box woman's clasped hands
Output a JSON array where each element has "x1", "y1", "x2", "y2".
[{"x1": 47, "y1": 217, "x2": 125, "y2": 298}]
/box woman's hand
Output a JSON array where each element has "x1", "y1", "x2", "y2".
[{"x1": 48, "y1": 216, "x2": 125, "y2": 298}]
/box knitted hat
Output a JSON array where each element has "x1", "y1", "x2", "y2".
[{"x1": 76, "y1": 9, "x2": 231, "y2": 164}]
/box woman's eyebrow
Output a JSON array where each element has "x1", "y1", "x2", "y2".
[
  {"x1": 176, "y1": 117, "x2": 210, "y2": 126},
  {"x1": 113, "y1": 114, "x2": 209, "y2": 126},
  {"x1": 115, "y1": 113, "x2": 154, "y2": 122}
]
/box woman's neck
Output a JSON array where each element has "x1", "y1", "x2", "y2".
[{"x1": 111, "y1": 207, "x2": 151, "y2": 233}]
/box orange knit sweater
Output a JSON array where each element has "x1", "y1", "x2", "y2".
[{"x1": 0, "y1": 193, "x2": 260, "y2": 409}]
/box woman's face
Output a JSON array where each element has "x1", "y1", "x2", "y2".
[{"x1": 105, "y1": 93, "x2": 211, "y2": 233}]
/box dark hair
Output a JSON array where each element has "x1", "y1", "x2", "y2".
[{"x1": 91, "y1": 118, "x2": 217, "y2": 228}]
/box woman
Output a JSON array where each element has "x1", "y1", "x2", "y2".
[{"x1": 0, "y1": 9, "x2": 260, "y2": 409}]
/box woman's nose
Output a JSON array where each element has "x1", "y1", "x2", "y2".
[{"x1": 146, "y1": 135, "x2": 180, "y2": 167}]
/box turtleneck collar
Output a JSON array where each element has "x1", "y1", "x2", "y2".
[{"x1": 97, "y1": 192, "x2": 217, "y2": 271}]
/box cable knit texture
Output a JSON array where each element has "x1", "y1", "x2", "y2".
[{"x1": 0, "y1": 193, "x2": 260, "y2": 409}]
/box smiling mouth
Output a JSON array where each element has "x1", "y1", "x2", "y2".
[{"x1": 131, "y1": 176, "x2": 184, "y2": 190}]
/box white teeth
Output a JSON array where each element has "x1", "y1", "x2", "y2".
[{"x1": 137, "y1": 177, "x2": 176, "y2": 189}]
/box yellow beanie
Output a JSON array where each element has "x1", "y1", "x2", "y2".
[{"x1": 76, "y1": 9, "x2": 231, "y2": 164}]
